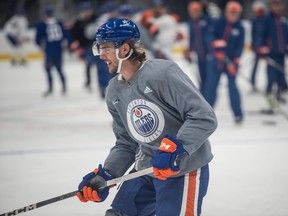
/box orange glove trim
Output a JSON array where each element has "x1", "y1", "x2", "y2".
[
  {"x1": 214, "y1": 52, "x2": 225, "y2": 61},
  {"x1": 158, "y1": 138, "x2": 177, "y2": 153},
  {"x1": 153, "y1": 167, "x2": 180, "y2": 180},
  {"x1": 76, "y1": 191, "x2": 88, "y2": 202},
  {"x1": 227, "y1": 63, "x2": 237, "y2": 76},
  {"x1": 93, "y1": 168, "x2": 99, "y2": 174},
  {"x1": 82, "y1": 186, "x2": 102, "y2": 202}
]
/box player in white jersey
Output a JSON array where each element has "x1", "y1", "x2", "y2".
[
  {"x1": 140, "y1": 0, "x2": 180, "y2": 59},
  {"x1": 148, "y1": 13, "x2": 178, "y2": 59},
  {"x1": 4, "y1": 10, "x2": 29, "y2": 65},
  {"x1": 76, "y1": 18, "x2": 217, "y2": 216}
]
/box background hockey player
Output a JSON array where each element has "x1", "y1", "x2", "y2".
[
  {"x1": 35, "y1": 7, "x2": 70, "y2": 97},
  {"x1": 69, "y1": 2, "x2": 97, "y2": 92},
  {"x1": 140, "y1": 0, "x2": 180, "y2": 59},
  {"x1": 263, "y1": 0, "x2": 288, "y2": 106},
  {"x1": 4, "y1": 9, "x2": 29, "y2": 65},
  {"x1": 76, "y1": 18, "x2": 217, "y2": 216},
  {"x1": 69, "y1": 2, "x2": 115, "y2": 98},
  {"x1": 204, "y1": 1, "x2": 245, "y2": 124},
  {"x1": 185, "y1": 1, "x2": 215, "y2": 94},
  {"x1": 249, "y1": 1, "x2": 269, "y2": 92}
]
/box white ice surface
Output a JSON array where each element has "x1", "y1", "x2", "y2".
[{"x1": 0, "y1": 53, "x2": 288, "y2": 216}]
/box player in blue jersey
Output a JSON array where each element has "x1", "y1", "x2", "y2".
[
  {"x1": 204, "y1": 1, "x2": 245, "y2": 124},
  {"x1": 250, "y1": 1, "x2": 269, "y2": 92},
  {"x1": 185, "y1": 1, "x2": 214, "y2": 94},
  {"x1": 263, "y1": 0, "x2": 288, "y2": 105},
  {"x1": 76, "y1": 18, "x2": 217, "y2": 216},
  {"x1": 35, "y1": 7, "x2": 70, "y2": 97}
]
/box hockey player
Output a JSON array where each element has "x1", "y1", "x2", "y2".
[
  {"x1": 204, "y1": 1, "x2": 245, "y2": 124},
  {"x1": 140, "y1": 0, "x2": 180, "y2": 59},
  {"x1": 263, "y1": 0, "x2": 288, "y2": 105},
  {"x1": 69, "y1": 2, "x2": 115, "y2": 97},
  {"x1": 4, "y1": 9, "x2": 29, "y2": 65},
  {"x1": 69, "y1": 2, "x2": 96, "y2": 92},
  {"x1": 76, "y1": 19, "x2": 217, "y2": 216},
  {"x1": 250, "y1": 1, "x2": 269, "y2": 92},
  {"x1": 35, "y1": 7, "x2": 70, "y2": 97},
  {"x1": 185, "y1": 1, "x2": 214, "y2": 94}
]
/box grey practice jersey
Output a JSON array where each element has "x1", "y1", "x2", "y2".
[{"x1": 104, "y1": 59, "x2": 217, "y2": 177}]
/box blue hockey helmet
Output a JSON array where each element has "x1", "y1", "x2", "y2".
[
  {"x1": 94, "y1": 18, "x2": 140, "y2": 51},
  {"x1": 44, "y1": 6, "x2": 54, "y2": 17}
]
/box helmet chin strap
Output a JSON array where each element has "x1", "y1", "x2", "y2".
[{"x1": 116, "y1": 49, "x2": 133, "y2": 73}]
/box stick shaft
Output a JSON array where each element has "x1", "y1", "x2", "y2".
[
  {"x1": 105, "y1": 167, "x2": 153, "y2": 187},
  {"x1": 0, "y1": 191, "x2": 78, "y2": 216},
  {"x1": 267, "y1": 57, "x2": 285, "y2": 74},
  {"x1": 0, "y1": 167, "x2": 153, "y2": 216}
]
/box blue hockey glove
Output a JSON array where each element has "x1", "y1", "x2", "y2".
[
  {"x1": 77, "y1": 164, "x2": 115, "y2": 202},
  {"x1": 152, "y1": 134, "x2": 187, "y2": 180}
]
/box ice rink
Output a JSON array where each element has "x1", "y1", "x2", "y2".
[{"x1": 0, "y1": 53, "x2": 288, "y2": 216}]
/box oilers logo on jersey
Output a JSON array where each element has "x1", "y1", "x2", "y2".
[{"x1": 127, "y1": 99, "x2": 164, "y2": 143}]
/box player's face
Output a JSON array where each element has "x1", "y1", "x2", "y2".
[
  {"x1": 98, "y1": 42, "x2": 118, "y2": 73},
  {"x1": 189, "y1": 9, "x2": 202, "y2": 20},
  {"x1": 226, "y1": 11, "x2": 241, "y2": 23},
  {"x1": 80, "y1": 9, "x2": 93, "y2": 20},
  {"x1": 153, "y1": 5, "x2": 164, "y2": 18},
  {"x1": 270, "y1": 2, "x2": 284, "y2": 14}
]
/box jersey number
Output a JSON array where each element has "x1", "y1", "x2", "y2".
[{"x1": 46, "y1": 23, "x2": 63, "y2": 42}]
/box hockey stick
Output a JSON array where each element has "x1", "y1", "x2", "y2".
[
  {"x1": 224, "y1": 55, "x2": 288, "y2": 121},
  {"x1": 100, "y1": 167, "x2": 153, "y2": 189},
  {"x1": 0, "y1": 167, "x2": 153, "y2": 216},
  {"x1": 223, "y1": 55, "x2": 251, "y2": 83},
  {"x1": 267, "y1": 57, "x2": 286, "y2": 75}
]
